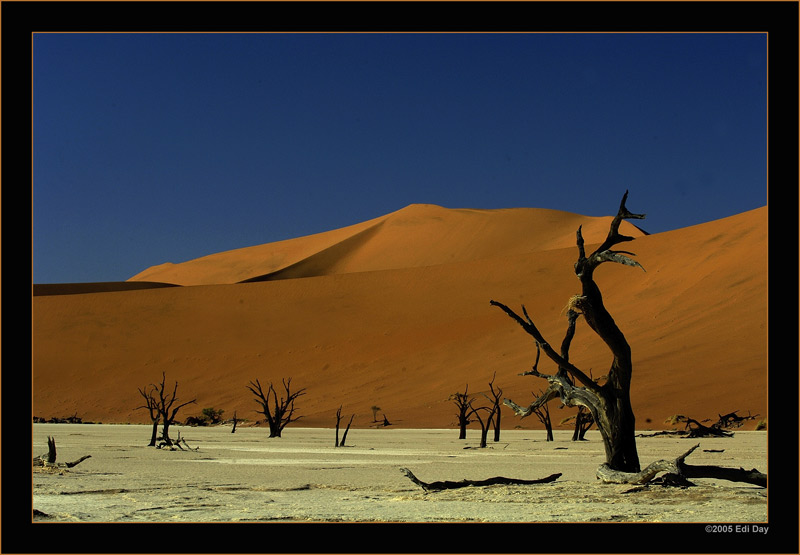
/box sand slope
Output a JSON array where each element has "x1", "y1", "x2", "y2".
[{"x1": 32, "y1": 204, "x2": 767, "y2": 431}]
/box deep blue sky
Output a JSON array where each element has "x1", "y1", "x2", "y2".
[{"x1": 33, "y1": 33, "x2": 767, "y2": 284}]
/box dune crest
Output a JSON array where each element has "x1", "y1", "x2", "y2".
[{"x1": 128, "y1": 204, "x2": 647, "y2": 286}]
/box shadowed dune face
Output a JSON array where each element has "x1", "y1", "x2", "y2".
[{"x1": 33, "y1": 205, "x2": 767, "y2": 430}]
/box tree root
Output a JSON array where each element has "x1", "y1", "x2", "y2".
[
  {"x1": 596, "y1": 443, "x2": 766, "y2": 487},
  {"x1": 399, "y1": 468, "x2": 561, "y2": 491}
]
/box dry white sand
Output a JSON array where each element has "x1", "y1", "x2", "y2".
[{"x1": 33, "y1": 424, "x2": 767, "y2": 524}]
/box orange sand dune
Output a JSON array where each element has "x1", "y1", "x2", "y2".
[
  {"x1": 32, "y1": 204, "x2": 767, "y2": 432},
  {"x1": 128, "y1": 204, "x2": 647, "y2": 285}
]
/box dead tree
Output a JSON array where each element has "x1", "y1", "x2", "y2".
[
  {"x1": 230, "y1": 411, "x2": 239, "y2": 433},
  {"x1": 335, "y1": 405, "x2": 355, "y2": 447},
  {"x1": 486, "y1": 373, "x2": 503, "y2": 442},
  {"x1": 491, "y1": 192, "x2": 767, "y2": 487},
  {"x1": 33, "y1": 437, "x2": 91, "y2": 469},
  {"x1": 449, "y1": 385, "x2": 474, "y2": 439},
  {"x1": 571, "y1": 406, "x2": 594, "y2": 441},
  {"x1": 716, "y1": 410, "x2": 759, "y2": 430},
  {"x1": 678, "y1": 415, "x2": 734, "y2": 438},
  {"x1": 468, "y1": 401, "x2": 497, "y2": 448},
  {"x1": 532, "y1": 390, "x2": 554, "y2": 441},
  {"x1": 247, "y1": 377, "x2": 306, "y2": 438},
  {"x1": 147, "y1": 372, "x2": 196, "y2": 446},
  {"x1": 525, "y1": 344, "x2": 554, "y2": 441},
  {"x1": 136, "y1": 385, "x2": 161, "y2": 446},
  {"x1": 492, "y1": 191, "x2": 646, "y2": 473}
]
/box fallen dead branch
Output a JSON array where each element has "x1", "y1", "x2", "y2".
[
  {"x1": 399, "y1": 468, "x2": 561, "y2": 491},
  {"x1": 157, "y1": 431, "x2": 198, "y2": 451},
  {"x1": 596, "y1": 443, "x2": 766, "y2": 487},
  {"x1": 33, "y1": 436, "x2": 91, "y2": 469}
]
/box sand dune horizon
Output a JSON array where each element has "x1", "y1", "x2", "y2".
[{"x1": 32, "y1": 202, "x2": 767, "y2": 432}]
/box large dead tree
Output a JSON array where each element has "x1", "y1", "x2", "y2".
[
  {"x1": 491, "y1": 191, "x2": 645, "y2": 473},
  {"x1": 247, "y1": 377, "x2": 306, "y2": 438},
  {"x1": 490, "y1": 192, "x2": 767, "y2": 487}
]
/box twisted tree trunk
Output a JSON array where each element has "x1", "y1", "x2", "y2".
[
  {"x1": 491, "y1": 192, "x2": 767, "y2": 488},
  {"x1": 492, "y1": 191, "x2": 646, "y2": 472}
]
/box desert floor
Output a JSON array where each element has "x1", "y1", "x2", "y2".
[{"x1": 32, "y1": 424, "x2": 767, "y2": 524}]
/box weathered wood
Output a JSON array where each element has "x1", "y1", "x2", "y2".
[
  {"x1": 492, "y1": 191, "x2": 646, "y2": 473},
  {"x1": 399, "y1": 468, "x2": 562, "y2": 491},
  {"x1": 334, "y1": 405, "x2": 355, "y2": 447},
  {"x1": 340, "y1": 413, "x2": 354, "y2": 446},
  {"x1": 681, "y1": 464, "x2": 766, "y2": 487},
  {"x1": 596, "y1": 443, "x2": 766, "y2": 487},
  {"x1": 33, "y1": 437, "x2": 91, "y2": 469}
]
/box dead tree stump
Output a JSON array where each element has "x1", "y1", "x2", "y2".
[{"x1": 33, "y1": 437, "x2": 91, "y2": 469}]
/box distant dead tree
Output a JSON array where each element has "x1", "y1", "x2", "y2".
[
  {"x1": 716, "y1": 410, "x2": 759, "y2": 430},
  {"x1": 571, "y1": 406, "x2": 594, "y2": 441},
  {"x1": 449, "y1": 385, "x2": 474, "y2": 439},
  {"x1": 523, "y1": 344, "x2": 554, "y2": 441},
  {"x1": 230, "y1": 411, "x2": 239, "y2": 433},
  {"x1": 137, "y1": 372, "x2": 196, "y2": 447},
  {"x1": 675, "y1": 415, "x2": 733, "y2": 438},
  {"x1": 247, "y1": 377, "x2": 306, "y2": 438},
  {"x1": 533, "y1": 389, "x2": 554, "y2": 441},
  {"x1": 491, "y1": 192, "x2": 767, "y2": 487},
  {"x1": 467, "y1": 399, "x2": 498, "y2": 448},
  {"x1": 370, "y1": 405, "x2": 381, "y2": 422},
  {"x1": 486, "y1": 373, "x2": 503, "y2": 442},
  {"x1": 335, "y1": 405, "x2": 355, "y2": 447}
]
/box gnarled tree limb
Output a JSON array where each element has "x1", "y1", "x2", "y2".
[
  {"x1": 596, "y1": 443, "x2": 766, "y2": 487},
  {"x1": 399, "y1": 468, "x2": 562, "y2": 491}
]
